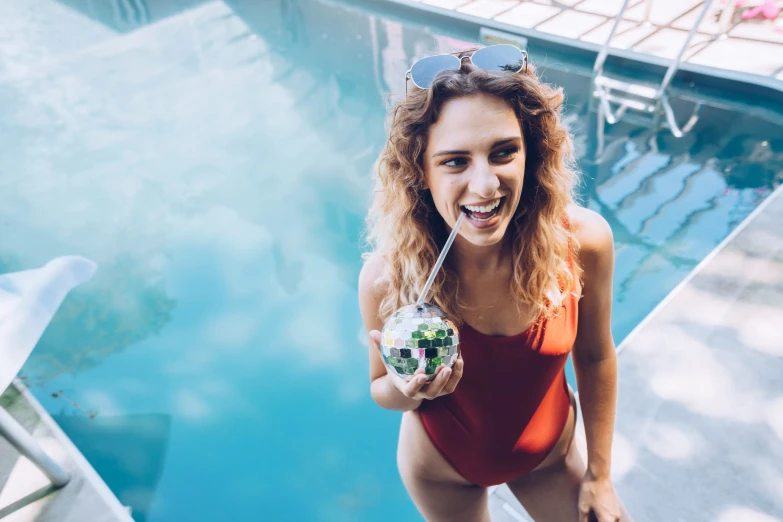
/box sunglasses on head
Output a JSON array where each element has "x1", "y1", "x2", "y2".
[{"x1": 405, "y1": 43, "x2": 528, "y2": 96}]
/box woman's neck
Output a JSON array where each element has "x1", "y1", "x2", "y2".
[{"x1": 450, "y1": 235, "x2": 512, "y2": 275}]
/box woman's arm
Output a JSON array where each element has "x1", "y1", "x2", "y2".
[
  {"x1": 570, "y1": 207, "x2": 618, "y2": 481},
  {"x1": 359, "y1": 254, "x2": 423, "y2": 412}
]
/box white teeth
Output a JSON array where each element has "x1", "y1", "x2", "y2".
[{"x1": 463, "y1": 198, "x2": 501, "y2": 213}]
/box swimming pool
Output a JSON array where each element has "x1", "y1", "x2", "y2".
[{"x1": 2, "y1": 0, "x2": 782, "y2": 520}]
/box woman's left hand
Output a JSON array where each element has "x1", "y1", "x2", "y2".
[{"x1": 577, "y1": 472, "x2": 622, "y2": 522}]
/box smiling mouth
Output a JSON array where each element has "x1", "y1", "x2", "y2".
[{"x1": 461, "y1": 197, "x2": 505, "y2": 222}]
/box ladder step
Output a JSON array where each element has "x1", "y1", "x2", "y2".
[
  {"x1": 595, "y1": 75, "x2": 658, "y2": 100},
  {"x1": 595, "y1": 90, "x2": 657, "y2": 113}
]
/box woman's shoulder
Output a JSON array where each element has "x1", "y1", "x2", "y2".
[
  {"x1": 565, "y1": 204, "x2": 614, "y2": 271},
  {"x1": 359, "y1": 252, "x2": 388, "y2": 298}
]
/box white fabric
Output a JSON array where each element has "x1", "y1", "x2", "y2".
[{"x1": 0, "y1": 256, "x2": 97, "y2": 392}]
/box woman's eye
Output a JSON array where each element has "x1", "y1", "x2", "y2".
[
  {"x1": 494, "y1": 147, "x2": 519, "y2": 159},
  {"x1": 442, "y1": 158, "x2": 467, "y2": 168},
  {"x1": 440, "y1": 147, "x2": 518, "y2": 168}
]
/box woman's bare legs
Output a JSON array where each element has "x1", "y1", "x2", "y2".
[
  {"x1": 506, "y1": 391, "x2": 633, "y2": 522},
  {"x1": 397, "y1": 410, "x2": 492, "y2": 522}
]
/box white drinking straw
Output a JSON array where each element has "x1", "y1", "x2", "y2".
[{"x1": 416, "y1": 212, "x2": 466, "y2": 305}]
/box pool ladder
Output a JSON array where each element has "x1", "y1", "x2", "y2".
[{"x1": 591, "y1": 0, "x2": 716, "y2": 138}]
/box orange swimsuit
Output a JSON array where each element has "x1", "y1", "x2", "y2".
[{"x1": 418, "y1": 262, "x2": 579, "y2": 488}]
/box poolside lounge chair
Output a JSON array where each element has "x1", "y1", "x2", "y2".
[{"x1": 0, "y1": 256, "x2": 97, "y2": 488}]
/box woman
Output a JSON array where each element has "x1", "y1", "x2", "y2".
[{"x1": 358, "y1": 44, "x2": 632, "y2": 522}]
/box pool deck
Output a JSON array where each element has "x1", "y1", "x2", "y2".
[
  {"x1": 400, "y1": 0, "x2": 783, "y2": 84},
  {"x1": 0, "y1": 384, "x2": 131, "y2": 522},
  {"x1": 488, "y1": 184, "x2": 783, "y2": 520}
]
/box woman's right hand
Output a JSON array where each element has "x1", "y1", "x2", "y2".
[{"x1": 369, "y1": 330, "x2": 464, "y2": 401}]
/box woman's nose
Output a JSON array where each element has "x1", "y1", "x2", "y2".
[{"x1": 468, "y1": 161, "x2": 500, "y2": 198}]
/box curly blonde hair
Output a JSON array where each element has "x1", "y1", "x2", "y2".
[{"x1": 363, "y1": 53, "x2": 579, "y2": 327}]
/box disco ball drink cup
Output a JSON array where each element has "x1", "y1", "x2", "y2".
[
  {"x1": 377, "y1": 213, "x2": 466, "y2": 383},
  {"x1": 380, "y1": 303, "x2": 460, "y2": 382}
]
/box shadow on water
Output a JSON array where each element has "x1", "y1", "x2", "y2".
[{"x1": 53, "y1": 413, "x2": 172, "y2": 522}]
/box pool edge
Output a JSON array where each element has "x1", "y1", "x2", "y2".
[
  {"x1": 9, "y1": 379, "x2": 134, "y2": 522},
  {"x1": 354, "y1": 0, "x2": 783, "y2": 103},
  {"x1": 614, "y1": 182, "x2": 783, "y2": 357}
]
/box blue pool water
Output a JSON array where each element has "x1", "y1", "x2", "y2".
[{"x1": 2, "y1": 0, "x2": 782, "y2": 521}]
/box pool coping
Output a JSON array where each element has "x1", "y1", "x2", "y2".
[
  {"x1": 614, "y1": 179, "x2": 783, "y2": 356},
  {"x1": 7, "y1": 379, "x2": 133, "y2": 521},
  {"x1": 354, "y1": 0, "x2": 783, "y2": 111}
]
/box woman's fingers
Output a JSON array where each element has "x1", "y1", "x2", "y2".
[
  {"x1": 422, "y1": 366, "x2": 451, "y2": 399},
  {"x1": 387, "y1": 353, "x2": 464, "y2": 400},
  {"x1": 440, "y1": 356, "x2": 463, "y2": 395},
  {"x1": 440, "y1": 355, "x2": 464, "y2": 395},
  {"x1": 368, "y1": 330, "x2": 382, "y2": 348},
  {"x1": 401, "y1": 369, "x2": 429, "y2": 398}
]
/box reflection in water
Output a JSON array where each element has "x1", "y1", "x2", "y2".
[
  {"x1": 2, "y1": 0, "x2": 782, "y2": 521},
  {"x1": 24, "y1": 255, "x2": 176, "y2": 381},
  {"x1": 54, "y1": 0, "x2": 199, "y2": 33}
]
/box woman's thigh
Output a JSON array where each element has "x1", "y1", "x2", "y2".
[
  {"x1": 505, "y1": 390, "x2": 633, "y2": 522},
  {"x1": 505, "y1": 387, "x2": 583, "y2": 521},
  {"x1": 397, "y1": 410, "x2": 492, "y2": 522}
]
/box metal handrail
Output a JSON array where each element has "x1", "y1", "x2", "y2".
[
  {"x1": 661, "y1": 95, "x2": 703, "y2": 138},
  {"x1": 595, "y1": 0, "x2": 717, "y2": 99},
  {"x1": 0, "y1": 407, "x2": 70, "y2": 487},
  {"x1": 592, "y1": 0, "x2": 632, "y2": 81},
  {"x1": 598, "y1": 90, "x2": 628, "y2": 124},
  {"x1": 656, "y1": 0, "x2": 717, "y2": 98},
  {"x1": 592, "y1": 0, "x2": 716, "y2": 138}
]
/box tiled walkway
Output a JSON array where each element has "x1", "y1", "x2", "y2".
[{"x1": 409, "y1": 0, "x2": 783, "y2": 82}]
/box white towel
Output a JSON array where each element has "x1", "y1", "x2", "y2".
[{"x1": 0, "y1": 256, "x2": 97, "y2": 392}]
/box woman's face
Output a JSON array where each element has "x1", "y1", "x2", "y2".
[{"x1": 423, "y1": 93, "x2": 526, "y2": 247}]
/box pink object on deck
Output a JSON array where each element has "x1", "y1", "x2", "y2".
[{"x1": 742, "y1": 0, "x2": 780, "y2": 19}]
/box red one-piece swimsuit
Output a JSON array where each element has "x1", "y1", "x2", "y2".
[{"x1": 418, "y1": 256, "x2": 579, "y2": 487}]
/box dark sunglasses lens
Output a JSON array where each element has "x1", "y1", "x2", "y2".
[
  {"x1": 471, "y1": 44, "x2": 525, "y2": 73},
  {"x1": 410, "y1": 54, "x2": 461, "y2": 89}
]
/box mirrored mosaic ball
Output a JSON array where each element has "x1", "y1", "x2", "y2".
[{"x1": 380, "y1": 303, "x2": 460, "y2": 382}]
